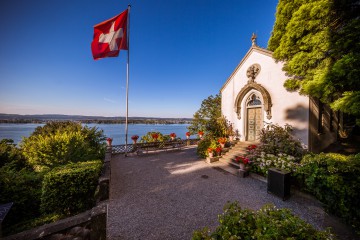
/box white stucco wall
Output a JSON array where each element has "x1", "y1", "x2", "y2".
[{"x1": 221, "y1": 47, "x2": 309, "y2": 146}]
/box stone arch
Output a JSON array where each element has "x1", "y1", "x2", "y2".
[{"x1": 234, "y1": 82, "x2": 272, "y2": 120}]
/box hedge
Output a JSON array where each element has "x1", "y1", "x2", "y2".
[
  {"x1": 40, "y1": 160, "x2": 103, "y2": 215},
  {"x1": 296, "y1": 153, "x2": 360, "y2": 234}
]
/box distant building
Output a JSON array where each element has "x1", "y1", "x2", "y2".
[{"x1": 220, "y1": 36, "x2": 339, "y2": 152}]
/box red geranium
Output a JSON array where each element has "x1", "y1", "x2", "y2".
[
  {"x1": 198, "y1": 131, "x2": 204, "y2": 135},
  {"x1": 215, "y1": 147, "x2": 222, "y2": 153},
  {"x1": 186, "y1": 132, "x2": 191, "y2": 137},
  {"x1": 169, "y1": 133, "x2": 176, "y2": 138},
  {"x1": 131, "y1": 135, "x2": 139, "y2": 140},
  {"x1": 152, "y1": 133, "x2": 159, "y2": 139},
  {"x1": 235, "y1": 156, "x2": 250, "y2": 165}
]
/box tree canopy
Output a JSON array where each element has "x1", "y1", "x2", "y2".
[
  {"x1": 268, "y1": 0, "x2": 360, "y2": 124},
  {"x1": 188, "y1": 94, "x2": 232, "y2": 138}
]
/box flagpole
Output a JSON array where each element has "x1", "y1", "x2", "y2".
[{"x1": 124, "y1": 4, "x2": 131, "y2": 157}]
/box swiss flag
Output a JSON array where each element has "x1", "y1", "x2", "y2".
[{"x1": 91, "y1": 9, "x2": 128, "y2": 60}]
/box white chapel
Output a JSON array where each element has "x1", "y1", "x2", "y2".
[{"x1": 220, "y1": 35, "x2": 338, "y2": 152}]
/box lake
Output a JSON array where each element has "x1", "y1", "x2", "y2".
[{"x1": 0, "y1": 123, "x2": 191, "y2": 145}]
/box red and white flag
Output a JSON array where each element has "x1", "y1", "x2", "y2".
[{"x1": 91, "y1": 9, "x2": 128, "y2": 60}]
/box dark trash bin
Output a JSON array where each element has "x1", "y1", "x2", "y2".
[{"x1": 267, "y1": 168, "x2": 291, "y2": 200}]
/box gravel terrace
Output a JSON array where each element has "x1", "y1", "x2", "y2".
[{"x1": 107, "y1": 147, "x2": 356, "y2": 240}]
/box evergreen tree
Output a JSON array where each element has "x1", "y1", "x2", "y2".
[{"x1": 268, "y1": 0, "x2": 360, "y2": 124}]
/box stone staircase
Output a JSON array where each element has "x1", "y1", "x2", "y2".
[{"x1": 220, "y1": 141, "x2": 255, "y2": 169}]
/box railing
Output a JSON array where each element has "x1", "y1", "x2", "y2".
[{"x1": 110, "y1": 138, "x2": 201, "y2": 154}]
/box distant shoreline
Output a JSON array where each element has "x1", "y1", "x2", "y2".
[
  {"x1": 0, "y1": 114, "x2": 193, "y2": 125},
  {"x1": 0, "y1": 120, "x2": 192, "y2": 124}
]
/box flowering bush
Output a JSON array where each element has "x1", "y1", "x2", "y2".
[
  {"x1": 217, "y1": 137, "x2": 227, "y2": 144},
  {"x1": 140, "y1": 132, "x2": 165, "y2": 143},
  {"x1": 151, "y1": 133, "x2": 159, "y2": 140},
  {"x1": 247, "y1": 144, "x2": 257, "y2": 151},
  {"x1": 251, "y1": 152, "x2": 299, "y2": 176},
  {"x1": 257, "y1": 123, "x2": 305, "y2": 160},
  {"x1": 169, "y1": 133, "x2": 176, "y2": 138},
  {"x1": 131, "y1": 135, "x2": 139, "y2": 140}
]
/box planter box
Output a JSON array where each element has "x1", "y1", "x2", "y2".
[
  {"x1": 267, "y1": 168, "x2": 291, "y2": 200},
  {"x1": 206, "y1": 156, "x2": 219, "y2": 163}
]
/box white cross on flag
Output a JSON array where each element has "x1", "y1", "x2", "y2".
[{"x1": 91, "y1": 9, "x2": 128, "y2": 60}]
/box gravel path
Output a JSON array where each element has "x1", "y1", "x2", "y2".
[{"x1": 107, "y1": 147, "x2": 355, "y2": 240}]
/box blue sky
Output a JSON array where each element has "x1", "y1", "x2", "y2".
[{"x1": 0, "y1": 0, "x2": 278, "y2": 118}]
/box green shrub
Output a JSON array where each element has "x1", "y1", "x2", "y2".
[
  {"x1": 296, "y1": 153, "x2": 360, "y2": 233},
  {"x1": 196, "y1": 137, "x2": 219, "y2": 158},
  {"x1": 139, "y1": 131, "x2": 166, "y2": 143},
  {"x1": 21, "y1": 121, "x2": 105, "y2": 171},
  {"x1": 0, "y1": 166, "x2": 42, "y2": 229},
  {"x1": 193, "y1": 202, "x2": 333, "y2": 240},
  {"x1": 257, "y1": 123, "x2": 305, "y2": 160},
  {"x1": 40, "y1": 160, "x2": 103, "y2": 215}
]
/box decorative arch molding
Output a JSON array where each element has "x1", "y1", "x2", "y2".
[{"x1": 234, "y1": 82, "x2": 272, "y2": 120}]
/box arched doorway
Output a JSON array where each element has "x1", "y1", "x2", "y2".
[{"x1": 245, "y1": 93, "x2": 262, "y2": 141}]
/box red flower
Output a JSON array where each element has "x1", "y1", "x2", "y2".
[
  {"x1": 218, "y1": 137, "x2": 226, "y2": 144},
  {"x1": 198, "y1": 131, "x2": 204, "y2": 135},
  {"x1": 170, "y1": 133, "x2": 176, "y2": 138},
  {"x1": 235, "y1": 156, "x2": 250, "y2": 165},
  {"x1": 152, "y1": 133, "x2": 159, "y2": 139},
  {"x1": 131, "y1": 135, "x2": 139, "y2": 140},
  {"x1": 186, "y1": 132, "x2": 191, "y2": 136},
  {"x1": 207, "y1": 147, "x2": 214, "y2": 153},
  {"x1": 106, "y1": 138, "x2": 112, "y2": 142},
  {"x1": 215, "y1": 147, "x2": 222, "y2": 153}
]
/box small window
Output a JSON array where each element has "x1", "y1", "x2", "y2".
[{"x1": 247, "y1": 94, "x2": 262, "y2": 106}]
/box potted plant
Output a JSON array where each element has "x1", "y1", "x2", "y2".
[
  {"x1": 169, "y1": 132, "x2": 176, "y2": 140},
  {"x1": 131, "y1": 135, "x2": 139, "y2": 144},
  {"x1": 106, "y1": 137, "x2": 113, "y2": 146},
  {"x1": 207, "y1": 147, "x2": 214, "y2": 158},
  {"x1": 218, "y1": 137, "x2": 227, "y2": 148},
  {"x1": 235, "y1": 156, "x2": 250, "y2": 170},
  {"x1": 186, "y1": 132, "x2": 191, "y2": 139},
  {"x1": 198, "y1": 131, "x2": 204, "y2": 139},
  {"x1": 151, "y1": 133, "x2": 159, "y2": 141},
  {"x1": 215, "y1": 146, "x2": 222, "y2": 156}
]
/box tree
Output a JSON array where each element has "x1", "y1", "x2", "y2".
[
  {"x1": 268, "y1": 0, "x2": 360, "y2": 124},
  {"x1": 188, "y1": 94, "x2": 234, "y2": 138}
]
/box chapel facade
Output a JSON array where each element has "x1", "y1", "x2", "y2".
[{"x1": 220, "y1": 36, "x2": 339, "y2": 152}]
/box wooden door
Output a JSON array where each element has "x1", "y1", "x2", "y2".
[{"x1": 247, "y1": 107, "x2": 262, "y2": 141}]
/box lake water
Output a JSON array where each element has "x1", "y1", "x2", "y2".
[{"x1": 0, "y1": 123, "x2": 191, "y2": 145}]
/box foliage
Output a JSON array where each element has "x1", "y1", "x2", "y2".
[
  {"x1": 197, "y1": 137, "x2": 219, "y2": 158},
  {"x1": 251, "y1": 152, "x2": 298, "y2": 176},
  {"x1": 257, "y1": 123, "x2": 305, "y2": 160},
  {"x1": 0, "y1": 139, "x2": 28, "y2": 170},
  {"x1": 188, "y1": 94, "x2": 233, "y2": 138},
  {"x1": 4, "y1": 213, "x2": 64, "y2": 237},
  {"x1": 140, "y1": 131, "x2": 167, "y2": 142},
  {"x1": 192, "y1": 202, "x2": 333, "y2": 239},
  {"x1": 21, "y1": 121, "x2": 105, "y2": 172},
  {"x1": 296, "y1": 153, "x2": 360, "y2": 233},
  {"x1": 268, "y1": 0, "x2": 360, "y2": 123},
  {"x1": 0, "y1": 165, "x2": 43, "y2": 229},
  {"x1": 40, "y1": 160, "x2": 103, "y2": 215}
]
